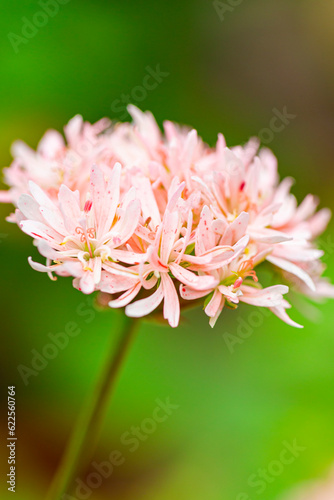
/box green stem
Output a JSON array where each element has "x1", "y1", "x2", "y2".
[{"x1": 46, "y1": 315, "x2": 138, "y2": 500}]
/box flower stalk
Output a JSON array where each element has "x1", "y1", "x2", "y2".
[{"x1": 46, "y1": 315, "x2": 138, "y2": 500}]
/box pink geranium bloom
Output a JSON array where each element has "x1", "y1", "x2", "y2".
[
  {"x1": 1, "y1": 106, "x2": 333, "y2": 328},
  {"x1": 17, "y1": 164, "x2": 140, "y2": 294}
]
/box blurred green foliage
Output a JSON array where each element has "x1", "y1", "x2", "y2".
[{"x1": 1, "y1": 1, "x2": 334, "y2": 499}]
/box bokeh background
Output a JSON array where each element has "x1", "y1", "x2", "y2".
[{"x1": 1, "y1": 1, "x2": 334, "y2": 499}]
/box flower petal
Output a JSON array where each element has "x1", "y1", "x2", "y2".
[
  {"x1": 161, "y1": 273, "x2": 180, "y2": 327},
  {"x1": 126, "y1": 283, "x2": 164, "y2": 318}
]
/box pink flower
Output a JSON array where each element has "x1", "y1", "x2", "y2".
[
  {"x1": 0, "y1": 115, "x2": 112, "y2": 212},
  {"x1": 1, "y1": 106, "x2": 333, "y2": 328},
  {"x1": 18, "y1": 164, "x2": 140, "y2": 294}
]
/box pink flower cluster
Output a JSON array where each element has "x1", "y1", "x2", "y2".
[{"x1": 1, "y1": 106, "x2": 333, "y2": 327}]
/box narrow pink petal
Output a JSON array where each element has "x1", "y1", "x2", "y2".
[
  {"x1": 28, "y1": 257, "x2": 62, "y2": 273},
  {"x1": 132, "y1": 175, "x2": 161, "y2": 228},
  {"x1": 98, "y1": 271, "x2": 137, "y2": 294},
  {"x1": 209, "y1": 297, "x2": 225, "y2": 328},
  {"x1": 195, "y1": 205, "x2": 215, "y2": 255},
  {"x1": 0, "y1": 190, "x2": 12, "y2": 203},
  {"x1": 109, "y1": 249, "x2": 146, "y2": 265},
  {"x1": 222, "y1": 211, "x2": 249, "y2": 245},
  {"x1": 267, "y1": 255, "x2": 316, "y2": 291},
  {"x1": 37, "y1": 130, "x2": 65, "y2": 157},
  {"x1": 166, "y1": 179, "x2": 185, "y2": 212},
  {"x1": 179, "y1": 284, "x2": 210, "y2": 300},
  {"x1": 205, "y1": 289, "x2": 223, "y2": 318},
  {"x1": 240, "y1": 284, "x2": 289, "y2": 307},
  {"x1": 98, "y1": 163, "x2": 121, "y2": 238},
  {"x1": 58, "y1": 185, "x2": 81, "y2": 233},
  {"x1": 108, "y1": 282, "x2": 142, "y2": 308},
  {"x1": 175, "y1": 210, "x2": 193, "y2": 264},
  {"x1": 111, "y1": 199, "x2": 141, "y2": 246},
  {"x1": 63, "y1": 114, "x2": 87, "y2": 147},
  {"x1": 248, "y1": 227, "x2": 292, "y2": 244},
  {"x1": 39, "y1": 206, "x2": 66, "y2": 235},
  {"x1": 29, "y1": 181, "x2": 56, "y2": 210},
  {"x1": 160, "y1": 210, "x2": 179, "y2": 264},
  {"x1": 90, "y1": 165, "x2": 106, "y2": 227},
  {"x1": 20, "y1": 220, "x2": 62, "y2": 246},
  {"x1": 270, "y1": 305, "x2": 304, "y2": 328},
  {"x1": 79, "y1": 271, "x2": 96, "y2": 294},
  {"x1": 125, "y1": 283, "x2": 164, "y2": 318},
  {"x1": 17, "y1": 194, "x2": 44, "y2": 222},
  {"x1": 307, "y1": 208, "x2": 331, "y2": 238},
  {"x1": 161, "y1": 274, "x2": 180, "y2": 327},
  {"x1": 170, "y1": 263, "x2": 217, "y2": 290}
]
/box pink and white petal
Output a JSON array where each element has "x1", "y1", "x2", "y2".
[
  {"x1": 272, "y1": 243, "x2": 324, "y2": 262},
  {"x1": 109, "y1": 249, "x2": 146, "y2": 265},
  {"x1": 0, "y1": 190, "x2": 13, "y2": 203},
  {"x1": 205, "y1": 289, "x2": 223, "y2": 318},
  {"x1": 90, "y1": 165, "x2": 106, "y2": 225},
  {"x1": 253, "y1": 203, "x2": 282, "y2": 228},
  {"x1": 267, "y1": 255, "x2": 316, "y2": 291},
  {"x1": 193, "y1": 235, "x2": 249, "y2": 271},
  {"x1": 111, "y1": 199, "x2": 141, "y2": 246},
  {"x1": 209, "y1": 297, "x2": 225, "y2": 328},
  {"x1": 62, "y1": 260, "x2": 85, "y2": 278},
  {"x1": 39, "y1": 206, "x2": 66, "y2": 235},
  {"x1": 253, "y1": 247, "x2": 274, "y2": 266},
  {"x1": 222, "y1": 211, "x2": 249, "y2": 246},
  {"x1": 29, "y1": 181, "x2": 57, "y2": 210},
  {"x1": 28, "y1": 257, "x2": 63, "y2": 275},
  {"x1": 293, "y1": 194, "x2": 318, "y2": 223},
  {"x1": 64, "y1": 114, "x2": 83, "y2": 146},
  {"x1": 58, "y1": 184, "x2": 81, "y2": 233},
  {"x1": 99, "y1": 272, "x2": 139, "y2": 294},
  {"x1": 128, "y1": 105, "x2": 161, "y2": 147},
  {"x1": 36, "y1": 240, "x2": 61, "y2": 260},
  {"x1": 248, "y1": 227, "x2": 292, "y2": 244},
  {"x1": 102, "y1": 260, "x2": 142, "y2": 279},
  {"x1": 125, "y1": 283, "x2": 164, "y2": 318},
  {"x1": 179, "y1": 284, "x2": 210, "y2": 301},
  {"x1": 170, "y1": 263, "x2": 217, "y2": 290},
  {"x1": 98, "y1": 163, "x2": 121, "y2": 238},
  {"x1": 195, "y1": 205, "x2": 215, "y2": 255},
  {"x1": 175, "y1": 209, "x2": 193, "y2": 264},
  {"x1": 37, "y1": 130, "x2": 65, "y2": 157},
  {"x1": 308, "y1": 208, "x2": 331, "y2": 238},
  {"x1": 240, "y1": 284, "x2": 289, "y2": 308},
  {"x1": 212, "y1": 217, "x2": 228, "y2": 235},
  {"x1": 161, "y1": 273, "x2": 180, "y2": 327},
  {"x1": 108, "y1": 282, "x2": 142, "y2": 308},
  {"x1": 79, "y1": 271, "x2": 96, "y2": 294},
  {"x1": 160, "y1": 210, "x2": 180, "y2": 264},
  {"x1": 218, "y1": 285, "x2": 241, "y2": 304},
  {"x1": 20, "y1": 220, "x2": 62, "y2": 247},
  {"x1": 93, "y1": 256, "x2": 102, "y2": 285},
  {"x1": 270, "y1": 305, "x2": 304, "y2": 328},
  {"x1": 166, "y1": 180, "x2": 185, "y2": 212},
  {"x1": 17, "y1": 194, "x2": 44, "y2": 222},
  {"x1": 132, "y1": 175, "x2": 161, "y2": 228}
]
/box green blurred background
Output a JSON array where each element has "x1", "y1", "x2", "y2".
[{"x1": 1, "y1": 1, "x2": 334, "y2": 499}]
